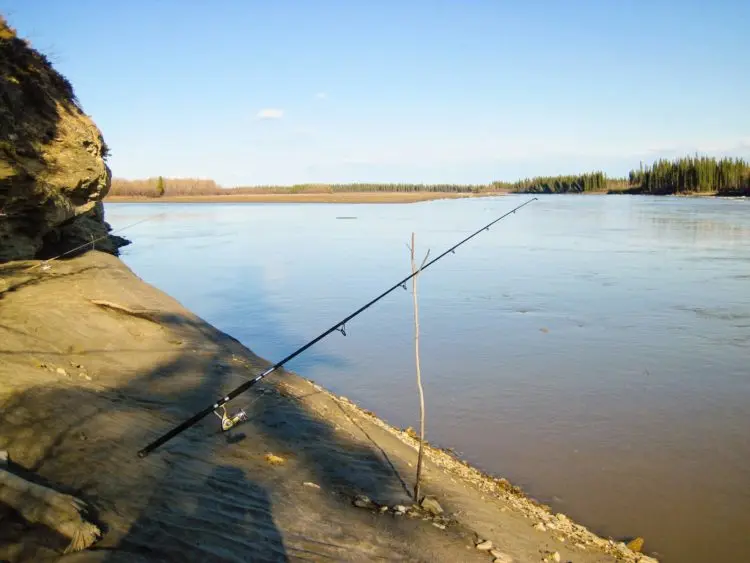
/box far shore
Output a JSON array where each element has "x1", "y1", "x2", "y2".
[{"x1": 104, "y1": 191, "x2": 505, "y2": 204}]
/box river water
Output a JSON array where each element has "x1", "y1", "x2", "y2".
[{"x1": 105, "y1": 195, "x2": 750, "y2": 563}]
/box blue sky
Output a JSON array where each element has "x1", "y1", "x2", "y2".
[{"x1": 3, "y1": 0, "x2": 749, "y2": 186}]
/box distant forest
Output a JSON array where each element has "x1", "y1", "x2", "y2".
[
  {"x1": 625, "y1": 156, "x2": 749, "y2": 196},
  {"x1": 107, "y1": 155, "x2": 750, "y2": 198},
  {"x1": 493, "y1": 172, "x2": 628, "y2": 194}
]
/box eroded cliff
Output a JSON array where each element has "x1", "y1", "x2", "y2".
[{"x1": 0, "y1": 15, "x2": 126, "y2": 262}]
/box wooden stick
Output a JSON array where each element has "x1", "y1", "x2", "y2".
[{"x1": 411, "y1": 232, "x2": 426, "y2": 502}]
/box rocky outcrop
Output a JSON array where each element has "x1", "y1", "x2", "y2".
[{"x1": 0, "y1": 15, "x2": 127, "y2": 262}]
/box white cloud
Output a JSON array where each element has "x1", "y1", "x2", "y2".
[
  {"x1": 256, "y1": 108, "x2": 284, "y2": 120},
  {"x1": 315, "y1": 92, "x2": 327, "y2": 99}
]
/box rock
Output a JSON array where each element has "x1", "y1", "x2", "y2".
[
  {"x1": 264, "y1": 453, "x2": 286, "y2": 465},
  {"x1": 637, "y1": 556, "x2": 658, "y2": 563},
  {"x1": 353, "y1": 495, "x2": 374, "y2": 509},
  {"x1": 394, "y1": 504, "x2": 407, "y2": 514},
  {"x1": 533, "y1": 522, "x2": 547, "y2": 532},
  {"x1": 555, "y1": 513, "x2": 568, "y2": 522},
  {"x1": 80, "y1": 372, "x2": 92, "y2": 381},
  {"x1": 420, "y1": 495, "x2": 444, "y2": 515},
  {"x1": 490, "y1": 549, "x2": 512, "y2": 562},
  {"x1": 626, "y1": 537, "x2": 645, "y2": 552},
  {"x1": 55, "y1": 367, "x2": 68, "y2": 377},
  {"x1": 475, "y1": 540, "x2": 493, "y2": 551},
  {"x1": 432, "y1": 522, "x2": 446, "y2": 530},
  {"x1": 0, "y1": 16, "x2": 127, "y2": 262},
  {"x1": 551, "y1": 552, "x2": 561, "y2": 562},
  {"x1": 379, "y1": 505, "x2": 389, "y2": 513},
  {"x1": 0, "y1": 450, "x2": 8, "y2": 465},
  {"x1": 302, "y1": 482, "x2": 320, "y2": 490}
]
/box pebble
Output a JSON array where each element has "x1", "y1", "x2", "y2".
[
  {"x1": 420, "y1": 495, "x2": 444, "y2": 515},
  {"x1": 533, "y1": 522, "x2": 547, "y2": 532},
  {"x1": 353, "y1": 495, "x2": 374, "y2": 509},
  {"x1": 490, "y1": 549, "x2": 513, "y2": 562},
  {"x1": 80, "y1": 372, "x2": 92, "y2": 381},
  {"x1": 56, "y1": 367, "x2": 68, "y2": 377},
  {"x1": 475, "y1": 540, "x2": 493, "y2": 551},
  {"x1": 303, "y1": 482, "x2": 320, "y2": 489},
  {"x1": 551, "y1": 552, "x2": 561, "y2": 562},
  {"x1": 379, "y1": 505, "x2": 389, "y2": 513},
  {"x1": 626, "y1": 537, "x2": 644, "y2": 552},
  {"x1": 432, "y1": 522, "x2": 446, "y2": 530},
  {"x1": 394, "y1": 505, "x2": 407, "y2": 514},
  {"x1": 264, "y1": 453, "x2": 286, "y2": 465}
]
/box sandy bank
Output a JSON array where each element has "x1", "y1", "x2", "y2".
[
  {"x1": 0, "y1": 252, "x2": 656, "y2": 562},
  {"x1": 104, "y1": 192, "x2": 501, "y2": 204}
]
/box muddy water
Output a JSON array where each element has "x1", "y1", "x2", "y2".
[{"x1": 106, "y1": 195, "x2": 750, "y2": 563}]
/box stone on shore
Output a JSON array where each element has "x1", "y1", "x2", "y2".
[
  {"x1": 353, "y1": 495, "x2": 374, "y2": 509},
  {"x1": 419, "y1": 495, "x2": 444, "y2": 515},
  {"x1": 475, "y1": 539, "x2": 493, "y2": 550},
  {"x1": 627, "y1": 537, "x2": 645, "y2": 552}
]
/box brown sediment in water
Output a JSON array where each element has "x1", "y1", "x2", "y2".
[
  {"x1": 104, "y1": 192, "x2": 501, "y2": 204},
  {"x1": 0, "y1": 252, "x2": 656, "y2": 562}
]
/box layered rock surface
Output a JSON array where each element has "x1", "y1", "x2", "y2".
[{"x1": 0, "y1": 15, "x2": 126, "y2": 262}]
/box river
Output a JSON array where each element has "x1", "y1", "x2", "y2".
[{"x1": 105, "y1": 194, "x2": 750, "y2": 563}]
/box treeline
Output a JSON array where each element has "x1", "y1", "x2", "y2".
[
  {"x1": 110, "y1": 177, "x2": 222, "y2": 197},
  {"x1": 108, "y1": 179, "x2": 491, "y2": 197},
  {"x1": 627, "y1": 156, "x2": 750, "y2": 196},
  {"x1": 499, "y1": 172, "x2": 612, "y2": 194},
  {"x1": 108, "y1": 155, "x2": 750, "y2": 199}
]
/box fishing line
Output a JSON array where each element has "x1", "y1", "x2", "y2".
[
  {"x1": 26, "y1": 212, "x2": 166, "y2": 271},
  {"x1": 137, "y1": 197, "x2": 537, "y2": 458}
]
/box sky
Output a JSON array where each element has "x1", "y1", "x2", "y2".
[{"x1": 2, "y1": 0, "x2": 749, "y2": 186}]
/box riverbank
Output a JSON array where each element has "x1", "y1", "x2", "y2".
[
  {"x1": 0, "y1": 251, "x2": 656, "y2": 562},
  {"x1": 104, "y1": 192, "x2": 500, "y2": 204}
]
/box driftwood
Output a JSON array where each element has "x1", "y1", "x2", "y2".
[
  {"x1": 0, "y1": 451, "x2": 101, "y2": 553},
  {"x1": 88, "y1": 298, "x2": 162, "y2": 323}
]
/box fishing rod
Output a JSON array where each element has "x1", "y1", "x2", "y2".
[{"x1": 137, "y1": 197, "x2": 538, "y2": 458}]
